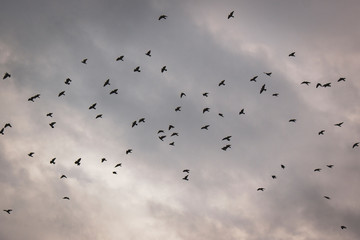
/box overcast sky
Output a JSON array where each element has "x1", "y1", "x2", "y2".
[{"x1": 1, "y1": 0, "x2": 360, "y2": 239}]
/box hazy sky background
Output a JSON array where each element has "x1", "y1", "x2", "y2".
[{"x1": 1, "y1": 0, "x2": 360, "y2": 239}]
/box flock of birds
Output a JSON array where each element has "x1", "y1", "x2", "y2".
[{"x1": 1, "y1": 10, "x2": 357, "y2": 234}]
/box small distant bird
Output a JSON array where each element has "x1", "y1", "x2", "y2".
[
  {"x1": 326, "y1": 165, "x2": 334, "y2": 168},
  {"x1": 334, "y1": 122, "x2": 344, "y2": 127},
  {"x1": 46, "y1": 113, "x2": 53, "y2": 117},
  {"x1": 316, "y1": 83, "x2": 322, "y2": 88},
  {"x1": 60, "y1": 175, "x2": 67, "y2": 179},
  {"x1": 74, "y1": 158, "x2": 81, "y2": 166},
  {"x1": 132, "y1": 121, "x2": 137, "y2": 128},
  {"x1": 257, "y1": 188, "x2": 265, "y2": 191},
  {"x1": 146, "y1": 50, "x2": 151, "y2": 57},
  {"x1": 228, "y1": 11, "x2": 234, "y2": 19},
  {"x1": 58, "y1": 91, "x2": 65, "y2": 97},
  {"x1": 116, "y1": 56, "x2": 124, "y2": 61},
  {"x1": 134, "y1": 66, "x2": 141, "y2": 72},
  {"x1": 203, "y1": 107, "x2": 210, "y2": 113},
  {"x1": 202, "y1": 92, "x2": 209, "y2": 97},
  {"x1": 201, "y1": 125, "x2": 210, "y2": 130},
  {"x1": 28, "y1": 152, "x2": 34, "y2": 157},
  {"x1": 171, "y1": 132, "x2": 179, "y2": 137},
  {"x1": 218, "y1": 113, "x2": 224, "y2": 117},
  {"x1": 158, "y1": 15, "x2": 167, "y2": 20},
  {"x1": 353, "y1": 142, "x2": 359, "y2": 148},
  {"x1": 65, "y1": 78, "x2": 72, "y2": 85},
  {"x1": 272, "y1": 93, "x2": 279, "y2": 97},
  {"x1": 272, "y1": 175, "x2": 277, "y2": 179},
  {"x1": 161, "y1": 66, "x2": 167, "y2": 73},
  {"x1": 49, "y1": 122, "x2": 56, "y2": 128},
  {"x1": 264, "y1": 72, "x2": 272, "y2": 76},
  {"x1": 239, "y1": 109, "x2": 245, "y2": 115},
  {"x1": 103, "y1": 79, "x2": 110, "y2": 87},
  {"x1": 96, "y1": 114, "x2": 103, "y2": 119},
  {"x1": 281, "y1": 164, "x2": 285, "y2": 169},
  {"x1": 222, "y1": 144, "x2": 231, "y2": 151},
  {"x1": 115, "y1": 163, "x2": 122, "y2": 168},
  {"x1": 168, "y1": 125, "x2": 175, "y2": 131},
  {"x1": 183, "y1": 169, "x2": 190, "y2": 173},
  {"x1": 324, "y1": 196, "x2": 331, "y2": 200},
  {"x1": 337, "y1": 77, "x2": 346, "y2": 82},
  {"x1": 314, "y1": 168, "x2": 321, "y2": 172},
  {"x1": 110, "y1": 89, "x2": 118, "y2": 95},
  {"x1": 289, "y1": 52, "x2": 295, "y2": 57},
  {"x1": 139, "y1": 118, "x2": 145, "y2": 123},
  {"x1": 222, "y1": 136, "x2": 232, "y2": 141},
  {"x1": 157, "y1": 130, "x2": 164, "y2": 134},
  {"x1": 126, "y1": 149, "x2": 132, "y2": 154},
  {"x1": 250, "y1": 76, "x2": 258, "y2": 82},
  {"x1": 318, "y1": 130, "x2": 325, "y2": 135},
  {"x1": 81, "y1": 58, "x2": 87, "y2": 64},
  {"x1": 182, "y1": 175, "x2": 189, "y2": 181},
  {"x1": 301, "y1": 81, "x2": 311, "y2": 85},
  {"x1": 3, "y1": 72, "x2": 11, "y2": 79},
  {"x1": 169, "y1": 142, "x2": 175, "y2": 146},
  {"x1": 323, "y1": 82, "x2": 331, "y2": 88},
  {"x1": 3, "y1": 209, "x2": 12, "y2": 214},
  {"x1": 101, "y1": 158, "x2": 107, "y2": 163},
  {"x1": 50, "y1": 158, "x2": 56, "y2": 164},
  {"x1": 63, "y1": 197, "x2": 70, "y2": 200},
  {"x1": 218, "y1": 80, "x2": 225, "y2": 86},
  {"x1": 175, "y1": 106, "x2": 181, "y2": 112},
  {"x1": 89, "y1": 103, "x2": 97, "y2": 110},
  {"x1": 341, "y1": 226, "x2": 347, "y2": 230},
  {"x1": 260, "y1": 84, "x2": 266, "y2": 94},
  {"x1": 289, "y1": 119, "x2": 296, "y2": 123},
  {"x1": 4, "y1": 123, "x2": 12, "y2": 128},
  {"x1": 180, "y1": 92, "x2": 186, "y2": 98},
  {"x1": 0, "y1": 128, "x2": 4, "y2": 135},
  {"x1": 113, "y1": 171, "x2": 117, "y2": 174},
  {"x1": 159, "y1": 135, "x2": 166, "y2": 141}
]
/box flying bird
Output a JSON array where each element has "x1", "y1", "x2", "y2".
[
  {"x1": 96, "y1": 114, "x2": 103, "y2": 119},
  {"x1": 288, "y1": 52, "x2": 295, "y2": 57},
  {"x1": 171, "y1": 132, "x2": 179, "y2": 137},
  {"x1": 239, "y1": 109, "x2": 245, "y2": 115},
  {"x1": 139, "y1": 118, "x2": 145, "y2": 123},
  {"x1": 337, "y1": 77, "x2": 346, "y2": 82},
  {"x1": 272, "y1": 93, "x2": 279, "y2": 97},
  {"x1": 218, "y1": 113, "x2": 224, "y2": 117},
  {"x1": 161, "y1": 66, "x2": 167, "y2": 73},
  {"x1": 89, "y1": 103, "x2": 97, "y2": 110},
  {"x1": 157, "y1": 130, "x2": 164, "y2": 134},
  {"x1": 49, "y1": 122, "x2": 56, "y2": 128},
  {"x1": 175, "y1": 106, "x2": 181, "y2": 112},
  {"x1": 58, "y1": 91, "x2": 65, "y2": 97},
  {"x1": 183, "y1": 169, "x2": 190, "y2": 173},
  {"x1": 4, "y1": 123, "x2": 12, "y2": 128},
  {"x1": 180, "y1": 92, "x2": 186, "y2": 98},
  {"x1": 289, "y1": 119, "x2": 296, "y2": 123},
  {"x1": 272, "y1": 175, "x2": 277, "y2": 179},
  {"x1": 50, "y1": 158, "x2": 56, "y2": 164},
  {"x1": 159, "y1": 135, "x2": 166, "y2": 141},
  {"x1": 103, "y1": 79, "x2": 110, "y2": 87},
  {"x1": 113, "y1": 171, "x2": 117, "y2": 174},
  {"x1": 201, "y1": 125, "x2": 210, "y2": 130},
  {"x1": 115, "y1": 163, "x2": 122, "y2": 168},
  {"x1": 326, "y1": 165, "x2": 334, "y2": 168},
  {"x1": 132, "y1": 121, "x2": 137, "y2": 128},
  {"x1": 316, "y1": 83, "x2": 322, "y2": 88},
  {"x1": 126, "y1": 149, "x2": 132, "y2": 154},
  {"x1": 334, "y1": 122, "x2": 344, "y2": 127},
  {"x1": 74, "y1": 158, "x2": 81, "y2": 166},
  {"x1": 146, "y1": 50, "x2": 151, "y2": 57},
  {"x1": 353, "y1": 142, "x2": 359, "y2": 148},
  {"x1": 222, "y1": 144, "x2": 231, "y2": 151},
  {"x1": 3, "y1": 72, "x2": 11, "y2": 79},
  {"x1": 182, "y1": 175, "x2": 189, "y2": 181},
  {"x1": 341, "y1": 226, "x2": 347, "y2": 230},
  {"x1": 110, "y1": 89, "x2": 118, "y2": 95},
  {"x1": 63, "y1": 197, "x2": 70, "y2": 200},
  {"x1": 324, "y1": 196, "x2": 331, "y2": 200},
  {"x1": 250, "y1": 76, "x2": 258, "y2": 82},
  {"x1": 202, "y1": 92, "x2": 209, "y2": 97},
  {"x1": 203, "y1": 107, "x2": 210, "y2": 113},
  {"x1": 257, "y1": 188, "x2": 265, "y2": 191},
  {"x1": 281, "y1": 164, "x2": 285, "y2": 169},
  {"x1": 134, "y1": 66, "x2": 141, "y2": 72},
  {"x1": 323, "y1": 82, "x2": 331, "y2": 88},
  {"x1": 314, "y1": 168, "x2": 321, "y2": 172},
  {"x1": 301, "y1": 81, "x2": 311, "y2": 85},
  {"x1": 158, "y1": 15, "x2": 167, "y2": 20},
  {"x1": 260, "y1": 84, "x2": 266, "y2": 94},
  {"x1": 64, "y1": 78, "x2": 72, "y2": 85},
  {"x1": 3, "y1": 209, "x2": 12, "y2": 214},
  {"x1": 318, "y1": 130, "x2": 325, "y2": 135},
  {"x1": 222, "y1": 136, "x2": 232, "y2": 141},
  {"x1": 81, "y1": 58, "x2": 87, "y2": 64},
  {"x1": 264, "y1": 72, "x2": 272, "y2": 76},
  {"x1": 0, "y1": 128, "x2": 4, "y2": 135},
  {"x1": 116, "y1": 56, "x2": 124, "y2": 61},
  {"x1": 101, "y1": 158, "x2": 107, "y2": 163},
  {"x1": 28, "y1": 152, "x2": 34, "y2": 157},
  {"x1": 60, "y1": 175, "x2": 67, "y2": 179},
  {"x1": 228, "y1": 11, "x2": 234, "y2": 19},
  {"x1": 46, "y1": 112, "x2": 53, "y2": 117},
  {"x1": 169, "y1": 142, "x2": 175, "y2": 146},
  {"x1": 218, "y1": 80, "x2": 225, "y2": 86},
  {"x1": 168, "y1": 125, "x2": 175, "y2": 131}
]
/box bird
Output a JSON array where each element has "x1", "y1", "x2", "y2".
[
  {"x1": 318, "y1": 130, "x2": 325, "y2": 135},
  {"x1": 81, "y1": 58, "x2": 87, "y2": 64},
  {"x1": 64, "y1": 78, "x2": 72, "y2": 85},
  {"x1": 116, "y1": 56, "x2": 124, "y2": 61},
  {"x1": 314, "y1": 168, "x2": 321, "y2": 172},
  {"x1": 74, "y1": 158, "x2": 81, "y2": 166},
  {"x1": 159, "y1": 135, "x2": 166, "y2": 141},
  {"x1": 138, "y1": 118, "x2": 145, "y2": 123},
  {"x1": 63, "y1": 197, "x2": 70, "y2": 200},
  {"x1": 103, "y1": 79, "x2": 110, "y2": 87},
  {"x1": 169, "y1": 142, "x2": 175, "y2": 146},
  {"x1": 171, "y1": 132, "x2": 179, "y2": 137},
  {"x1": 301, "y1": 81, "x2": 311, "y2": 85},
  {"x1": 323, "y1": 82, "x2": 331, "y2": 88},
  {"x1": 272, "y1": 175, "x2": 277, "y2": 179},
  {"x1": 89, "y1": 103, "x2": 97, "y2": 110},
  {"x1": 341, "y1": 226, "x2": 347, "y2": 230},
  {"x1": 46, "y1": 112, "x2": 53, "y2": 117},
  {"x1": 289, "y1": 119, "x2": 296, "y2": 123},
  {"x1": 3, "y1": 209, "x2": 12, "y2": 214},
  {"x1": 168, "y1": 125, "x2": 175, "y2": 131},
  {"x1": 4, "y1": 123, "x2": 12, "y2": 128},
  {"x1": 101, "y1": 158, "x2": 107, "y2": 163},
  {"x1": 0, "y1": 128, "x2": 4, "y2": 135},
  {"x1": 96, "y1": 114, "x2": 103, "y2": 119},
  {"x1": 113, "y1": 171, "x2": 117, "y2": 174},
  {"x1": 250, "y1": 76, "x2": 258, "y2": 82},
  {"x1": 353, "y1": 142, "x2": 359, "y2": 148},
  {"x1": 281, "y1": 164, "x2": 285, "y2": 169},
  {"x1": 218, "y1": 113, "x2": 224, "y2": 117},
  {"x1": 157, "y1": 130, "x2": 164, "y2": 134},
  {"x1": 60, "y1": 175, "x2": 67, "y2": 179},
  {"x1": 324, "y1": 196, "x2": 331, "y2": 200},
  {"x1": 158, "y1": 15, "x2": 167, "y2": 20},
  {"x1": 110, "y1": 89, "x2": 118, "y2": 95},
  {"x1": 228, "y1": 11, "x2": 234, "y2": 19},
  {"x1": 218, "y1": 80, "x2": 225, "y2": 86},
  {"x1": 115, "y1": 163, "x2": 122, "y2": 168},
  {"x1": 203, "y1": 107, "x2": 210, "y2": 113},
  {"x1": 180, "y1": 92, "x2": 186, "y2": 98},
  {"x1": 161, "y1": 66, "x2": 167, "y2": 73},
  {"x1": 337, "y1": 77, "x2": 346, "y2": 82},
  {"x1": 239, "y1": 109, "x2": 245, "y2": 115},
  {"x1": 49, "y1": 122, "x2": 56, "y2": 128},
  {"x1": 50, "y1": 158, "x2": 56, "y2": 164},
  {"x1": 201, "y1": 125, "x2": 210, "y2": 130},
  {"x1": 126, "y1": 149, "x2": 132, "y2": 154},
  {"x1": 202, "y1": 92, "x2": 209, "y2": 97},
  {"x1": 58, "y1": 91, "x2": 65, "y2": 97},
  {"x1": 326, "y1": 165, "x2": 334, "y2": 168},
  {"x1": 132, "y1": 121, "x2": 137, "y2": 128},
  {"x1": 316, "y1": 83, "x2": 322, "y2": 88},
  {"x1": 3, "y1": 72, "x2": 11, "y2": 79},
  {"x1": 145, "y1": 50, "x2": 151, "y2": 57},
  {"x1": 222, "y1": 144, "x2": 231, "y2": 151},
  {"x1": 183, "y1": 169, "x2": 190, "y2": 173},
  {"x1": 28, "y1": 152, "x2": 34, "y2": 157},
  {"x1": 260, "y1": 84, "x2": 266, "y2": 94},
  {"x1": 264, "y1": 72, "x2": 272, "y2": 76},
  {"x1": 334, "y1": 122, "x2": 344, "y2": 127},
  {"x1": 175, "y1": 106, "x2": 181, "y2": 112},
  {"x1": 182, "y1": 175, "x2": 189, "y2": 181},
  {"x1": 222, "y1": 136, "x2": 232, "y2": 141},
  {"x1": 257, "y1": 188, "x2": 265, "y2": 191},
  {"x1": 134, "y1": 66, "x2": 141, "y2": 72},
  {"x1": 272, "y1": 93, "x2": 279, "y2": 97},
  {"x1": 289, "y1": 52, "x2": 295, "y2": 57}
]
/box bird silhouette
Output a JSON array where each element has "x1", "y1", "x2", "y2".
[
  {"x1": 314, "y1": 168, "x2": 321, "y2": 172},
  {"x1": 3, "y1": 72, "x2": 11, "y2": 79},
  {"x1": 50, "y1": 158, "x2": 56, "y2": 164},
  {"x1": 110, "y1": 89, "x2": 118, "y2": 95},
  {"x1": 81, "y1": 58, "x2": 87, "y2": 64},
  {"x1": 49, "y1": 122, "x2": 56, "y2": 128},
  {"x1": 4, "y1": 123, "x2": 12, "y2": 128},
  {"x1": 203, "y1": 107, "x2": 210, "y2": 113},
  {"x1": 64, "y1": 78, "x2": 72, "y2": 85},
  {"x1": 264, "y1": 72, "x2": 272, "y2": 76},
  {"x1": 96, "y1": 114, "x2": 103, "y2": 119},
  {"x1": 28, "y1": 94, "x2": 40, "y2": 102},
  {"x1": 28, "y1": 152, "x2": 34, "y2": 157},
  {"x1": 157, "y1": 130, "x2": 164, "y2": 134},
  {"x1": 272, "y1": 93, "x2": 279, "y2": 97},
  {"x1": 250, "y1": 76, "x2": 258, "y2": 82},
  {"x1": 337, "y1": 77, "x2": 346, "y2": 82},
  {"x1": 289, "y1": 119, "x2": 296, "y2": 123},
  {"x1": 183, "y1": 169, "x2": 190, "y2": 173},
  {"x1": 146, "y1": 50, "x2": 151, "y2": 57},
  {"x1": 63, "y1": 197, "x2": 70, "y2": 200},
  {"x1": 222, "y1": 144, "x2": 231, "y2": 151},
  {"x1": 202, "y1": 92, "x2": 209, "y2": 97},
  {"x1": 134, "y1": 66, "x2": 141, "y2": 72},
  {"x1": 323, "y1": 82, "x2": 331, "y2": 88},
  {"x1": 201, "y1": 125, "x2": 210, "y2": 130},
  {"x1": 103, "y1": 79, "x2": 110, "y2": 87},
  {"x1": 318, "y1": 130, "x2": 325, "y2": 135},
  {"x1": 288, "y1": 52, "x2": 295, "y2": 57},
  {"x1": 175, "y1": 106, "x2": 181, "y2": 112},
  {"x1": 126, "y1": 149, "x2": 132, "y2": 154},
  {"x1": 324, "y1": 196, "x2": 331, "y2": 200},
  {"x1": 326, "y1": 165, "x2": 334, "y2": 168},
  {"x1": 161, "y1": 66, "x2": 167, "y2": 73},
  {"x1": 353, "y1": 142, "x2": 359, "y2": 148},
  {"x1": 222, "y1": 136, "x2": 232, "y2": 141},
  {"x1": 180, "y1": 92, "x2": 186, "y2": 98},
  {"x1": 228, "y1": 11, "x2": 234, "y2": 19},
  {"x1": 115, "y1": 163, "x2": 122, "y2": 168},
  {"x1": 301, "y1": 81, "x2": 311, "y2": 85},
  {"x1": 116, "y1": 56, "x2": 124, "y2": 61},
  {"x1": 101, "y1": 158, "x2": 107, "y2": 163},
  {"x1": 158, "y1": 15, "x2": 167, "y2": 20},
  {"x1": 132, "y1": 121, "x2": 137, "y2": 128},
  {"x1": 159, "y1": 135, "x2": 166, "y2": 141},
  {"x1": 182, "y1": 175, "x2": 189, "y2": 181},
  {"x1": 239, "y1": 109, "x2": 245, "y2": 115},
  {"x1": 257, "y1": 188, "x2": 265, "y2": 191},
  {"x1": 60, "y1": 175, "x2": 67, "y2": 179},
  {"x1": 334, "y1": 122, "x2": 344, "y2": 127},
  {"x1": 272, "y1": 175, "x2": 277, "y2": 179},
  {"x1": 139, "y1": 118, "x2": 145, "y2": 123},
  {"x1": 0, "y1": 128, "x2": 4, "y2": 135},
  {"x1": 3, "y1": 209, "x2": 12, "y2": 214},
  {"x1": 58, "y1": 91, "x2": 65, "y2": 97},
  {"x1": 74, "y1": 158, "x2": 81, "y2": 166},
  {"x1": 171, "y1": 132, "x2": 179, "y2": 137},
  {"x1": 113, "y1": 171, "x2": 117, "y2": 174},
  {"x1": 169, "y1": 142, "x2": 175, "y2": 146},
  {"x1": 168, "y1": 125, "x2": 175, "y2": 130},
  {"x1": 281, "y1": 164, "x2": 285, "y2": 169},
  {"x1": 218, "y1": 80, "x2": 225, "y2": 86},
  {"x1": 260, "y1": 84, "x2": 266, "y2": 94},
  {"x1": 89, "y1": 103, "x2": 97, "y2": 110},
  {"x1": 218, "y1": 113, "x2": 224, "y2": 117},
  {"x1": 46, "y1": 112, "x2": 53, "y2": 117},
  {"x1": 316, "y1": 83, "x2": 322, "y2": 88},
  {"x1": 341, "y1": 226, "x2": 347, "y2": 230}
]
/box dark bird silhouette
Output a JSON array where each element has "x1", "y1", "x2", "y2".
[
  {"x1": 28, "y1": 94, "x2": 40, "y2": 102},
  {"x1": 318, "y1": 130, "x2": 325, "y2": 135},
  {"x1": 103, "y1": 79, "x2": 110, "y2": 87},
  {"x1": 116, "y1": 56, "x2": 124, "y2": 61},
  {"x1": 337, "y1": 77, "x2": 346, "y2": 82},
  {"x1": 272, "y1": 175, "x2": 277, "y2": 179},
  {"x1": 28, "y1": 97, "x2": 35, "y2": 102},
  {"x1": 159, "y1": 135, "x2": 166, "y2": 141},
  {"x1": 113, "y1": 171, "x2": 117, "y2": 174},
  {"x1": 201, "y1": 125, "x2": 210, "y2": 130},
  {"x1": 4, "y1": 123, "x2": 12, "y2": 128},
  {"x1": 50, "y1": 158, "x2": 56, "y2": 164},
  {"x1": 218, "y1": 113, "x2": 224, "y2": 117},
  {"x1": 126, "y1": 149, "x2": 132, "y2": 154},
  {"x1": 110, "y1": 89, "x2": 118, "y2": 95},
  {"x1": 28, "y1": 152, "x2": 34, "y2": 157},
  {"x1": 182, "y1": 175, "x2": 189, "y2": 181},
  {"x1": 161, "y1": 66, "x2": 167, "y2": 73},
  {"x1": 65, "y1": 78, "x2": 72, "y2": 85},
  {"x1": 289, "y1": 52, "x2": 295, "y2": 57},
  {"x1": 168, "y1": 125, "x2": 174, "y2": 131},
  {"x1": 334, "y1": 122, "x2": 344, "y2": 127},
  {"x1": 169, "y1": 142, "x2": 175, "y2": 146},
  {"x1": 58, "y1": 91, "x2": 65, "y2": 97},
  {"x1": 316, "y1": 83, "x2": 322, "y2": 88},
  {"x1": 63, "y1": 197, "x2": 70, "y2": 200},
  {"x1": 239, "y1": 109, "x2": 245, "y2": 115},
  {"x1": 228, "y1": 11, "x2": 234, "y2": 19},
  {"x1": 272, "y1": 93, "x2": 279, "y2": 97},
  {"x1": 49, "y1": 122, "x2": 56, "y2": 128},
  {"x1": 301, "y1": 81, "x2": 311, "y2": 85},
  {"x1": 289, "y1": 119, "x2": 296, "y2": 123},
  {"x1": 314, "y1": 168, "x2": 321, "y2": 172},
  {"x1": 96, "y1": 114, "x2": 103, "y2": 119},
  {"x1": 257, "y1": 188, "x2": 265, "y2": 191},
  {"x1": 203, "y1": 107, "x2": 210, "y2": 113},
  {"x1": 158, "y1": 15, "x2": 167, "y2": 20},
  {"x1": 60, "y1": 175, "x2": 67, "y2": 179},
  {"x1": 222, "y1": 136, "x2": 232, "y2": 141},
  {"x1": 134, "y1": 66, "x2": 141, "y2": 72},
  {"x1": 260, "y1": 84, "x2": 266, "y2": 94},
  {"x1": 101, "y1": 158, "x2": 107, "y2": 163},
  {"x1": 222, "y1": 144, "x2": 231, "y2": 151},
  {"x1": 139, "y1": 118, "x2": 145, "y2": 123},
  {"x1": 3, "y1": 209, "x2": 12, "y2": 214},
  {"x1": 81, "y1": 58, "x2": 87, "y2": 64},
  {"x1": 115, "y1": 163, "x2": 122, "y2": 168},
  {"x1": 264, "y1": 72, "x2": 272, "y2": 76},
  {"x1": 353, "y1": 142, "x2": 359, "y2": 148},
  {"x1": 146, "y1": 50, "x2": 151, "y2": 57},
  {"x1": 0, "y1": 128, "x2": 4, "y2": 135},
  {"x1": 175, "y1": 106, "x2": 181, "y2": 112},
  {"x1": 157, "y1": 130, "x2": 164, "y2": 134},
  {"x1": 180, "y1": 92, "x2": 186, "y2": 98},
  {"x1": 218, "y1": 80, "x2": 225, "y2": 86},
  {"x1": 74, "y1": 158, "x2": 81, "y2": 166},
  {"x1": 183, "y1": 169, "x2": 190, "y2": 173},
  {"x1": 250, "y1": 76, "x2": 258, "y2": 82},
  {"x1": 3, "y1": 72, "x2": 11, "y2": 79},
  {"x1": 202, "y1": 92, "x2": 209, "y2": 97},
  {"x1": 323, "y1": 82, "x2": 331, "y2": 88},
  {"x1": 89, "y1": 103, "x2": 97, "y2": 110},
  {"x1": 171, "y1": 132, "x2": 179, "y2": 137},
  {"x1": 46, "y1": 112, "x2": 53, "y2": 117},
  {"x1": 281, "y1": 164, "x2": 285, "y2": 169},
  {"x1": 341, "y1": 226, "x2": 347, "y2": 230},
  {"x1": 324, "y1": 196, "x2": 331, "y2": 200},
  {"x1": 132, "y1": 121, "x2": 137, "y2": 128},
  {"x1": 326, "y1": 165, "x2": 334, "y2": 168}
]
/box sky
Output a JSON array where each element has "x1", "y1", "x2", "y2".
[{"x1": 1, "y1": 0, "x2": 360, "y2": 239}]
